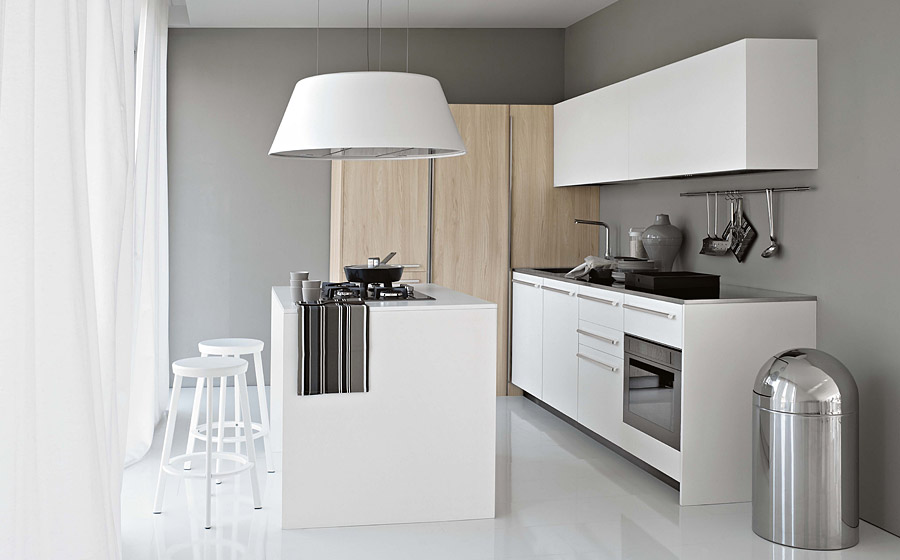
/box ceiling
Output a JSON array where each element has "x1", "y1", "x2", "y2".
[{"x1": 168, "y1": 0, "x2": 619, "y2": 29}]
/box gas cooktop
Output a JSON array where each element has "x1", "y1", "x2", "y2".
[{"x1": 321, "y1": 282, "x2": 435, "y2": 302}]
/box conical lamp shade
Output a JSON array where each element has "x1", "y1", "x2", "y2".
[{"x1": 269, "y1": 71, "x2": 466, "y2": 160}]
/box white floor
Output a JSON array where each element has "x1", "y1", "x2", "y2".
[{"x1": 122, "y1": 392, "x2": 900, "y2": 559}]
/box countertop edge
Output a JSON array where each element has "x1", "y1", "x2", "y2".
[
  {"x1": 272, "y1": 285, "x2": 497, "y2": 314},
  {"x1": 513, "y1": 268, "x2": 817, "y2": 305}
]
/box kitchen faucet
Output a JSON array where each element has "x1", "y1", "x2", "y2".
[{"x1": 574, "y1": 219, "x2": 611, "y2": 260}]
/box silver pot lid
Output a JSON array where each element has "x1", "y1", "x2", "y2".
[{"x1": 753, "y1": 348, "x2": 858, "y2": 415}]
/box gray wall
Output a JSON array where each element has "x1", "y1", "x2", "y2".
[
  {"x1": 168, "y1": 28, "x2": 565, "y2": 386},
  {"x1": 565, "y1": 0, "x2": 900, "y2": 534}
]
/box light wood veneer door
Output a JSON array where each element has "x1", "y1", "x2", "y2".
[
  {"x1": 432, "y1": 104, "x2": 511, "y2": 396},
  {"x1": 510, "y1": 105, "x2": 599, "y2": 269},
  {"x1": 329, "y1": 159, "x2": 428, "y2": 282}
]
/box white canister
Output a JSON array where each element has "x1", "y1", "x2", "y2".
[{"x1": 629, "y1": 228, "x2": 648, "y2": 259}]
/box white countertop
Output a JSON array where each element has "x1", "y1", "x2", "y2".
[{"x1": 272, "y1": 284, "x2": 496, "y2": 313}]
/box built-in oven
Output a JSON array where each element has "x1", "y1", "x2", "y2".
[{"x1": 623, "y1": 335, "x2": 682, "y2": 451}]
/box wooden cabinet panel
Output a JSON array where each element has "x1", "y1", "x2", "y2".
[
  {"x1": 511, "y1": 105, "x2": 599, "y2": 269},
  {"x1": 329, "y1": 159, "x2": 428, "y2": 281},
  {"x1": 432, "y1": 104, "x2": 511, "y2": 396}
]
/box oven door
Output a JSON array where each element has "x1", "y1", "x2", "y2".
[{"x1": 622, "y1": 353, "x2": 681, "y2": 450}]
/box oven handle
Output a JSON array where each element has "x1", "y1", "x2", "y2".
[
  {"x1": 577, "y1": 353, "x2": 619, "y2": 372},
  {"x1": 623, "y1": 303, "x2": 676, "y2": 319},
  {"x1": 576, "y1": 329, "x2": 619, "y2": 346}
]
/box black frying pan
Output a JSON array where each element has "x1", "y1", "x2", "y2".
[{"x1": 344, "y1": 264, "x2": 404, "y2": 288}]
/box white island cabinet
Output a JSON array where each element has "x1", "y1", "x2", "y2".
[
  {"x1": 510, "y1": 270, "x2": 817, "y2": 506},
  {"x1": 270, "y1": 284, "x2": 497, "y2": 529}
]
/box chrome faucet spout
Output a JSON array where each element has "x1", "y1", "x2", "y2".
[{"x1": 574, "y1": 219, "x2": 611, "y2": 260}]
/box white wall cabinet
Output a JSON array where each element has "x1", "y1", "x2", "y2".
[
  {"x1": 510, "y1": 271, "x2": 817, "y2": 506},
  {"x1": 511, "y1": 275, "x2": 544, "y2": 398},
  {"x1": 553, "y1": 81, "x2": 629, "y2": 186},
  {"x1": 539, "y1": 279, "x2": 578, "y2": 419},
  {"x1": 554, "y1": 38, "x2": 818, "y2": 186}
]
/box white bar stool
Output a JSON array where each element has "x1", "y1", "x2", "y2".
[
  {"x1": 153, "y1": 356, "x2": 262, "y2": 529},
  {"x1": 185, "y1": 338, "x2": 274, "y2": 475}
]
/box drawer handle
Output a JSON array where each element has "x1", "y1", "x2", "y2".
[
  {"x1": 576, "y1": 329, "x2": 619, "y2": 345},
  {"x1": 577, "y1": 293, "x2": 618, "y2": 306},
  {"x1": 400, "y1": 264, "x2": 421, "y2": 268},
  {"x1": 623, "y1": 303, "x2": 676, "y2": 319},
  {"x1": 512, "y1": 279, "x2": 539, "y2": 288},
  {"x1": 402, "y1": 279, "x2": 421, "y2": 284},
  {"x1": 577, "y1": 353, "x2": 619, "y2": 372},
  {"x1": 541, "y1": 285, "x2": 573, "y2": 296}
]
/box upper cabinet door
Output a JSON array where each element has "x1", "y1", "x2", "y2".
[
  {"x1": 628, "y1": 41, "x2": 748, "y2": 180},
  {"x1": 554, "y1": 39, "x2": 817, "y2": 184},
  {"x1": 553, "y1": 81, "x2": 629, "y2": 186}
]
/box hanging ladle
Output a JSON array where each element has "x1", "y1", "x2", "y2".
[{"x1": 761, "y1": 188, "x2": 779, "y2": 258}]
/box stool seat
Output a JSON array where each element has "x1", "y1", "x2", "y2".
[
  {"x1": 172, "y1": 356, "x2": 247, "y2": 378},
  {"x1": 198, "y1": 338, "x2": 264, "y2": 356}
]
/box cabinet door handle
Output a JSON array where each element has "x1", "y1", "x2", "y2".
[
  {"x1": 623, "y1": 303, "x2": 676, "y2": 319},
  {"x1": 402, "y1": 279, "x2": 421, "y2": 284},
  {"x1": 577, "y1": 293, "x2": 618, "y2": 306},
  {"x1": 576, "y1": 329, "x2": 619, "y2": 345},
  {"x1": 400, "y1": 264, "x2": 421, "y2": 268},
  {"x1": 577, "y1": 353, "x2": 619, "y2": 372},
  {"x1": 512, "y1": 279, "x2": 539, "y2": 288},
  {"x1": 541, "y1": 285, "x2": 573, "y2": 296}
]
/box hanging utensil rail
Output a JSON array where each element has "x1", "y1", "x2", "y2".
[{"x1": 680, "y1": 186, "x2": 813, "y2": 197}]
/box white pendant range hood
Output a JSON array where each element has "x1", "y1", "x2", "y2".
[{"x1": 268, "y1": 71, "x2": 465, "y2": 160}]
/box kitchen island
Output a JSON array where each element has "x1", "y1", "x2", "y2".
[{"x1": 270, "y1": 284, "x2": 497, "y2": 529}]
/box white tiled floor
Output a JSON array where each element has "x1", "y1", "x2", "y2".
[{"x1": 122, "y1": 393, "x2": 900, "y2": 559}]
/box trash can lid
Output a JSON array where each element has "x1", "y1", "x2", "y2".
[{"x1": 753, "y1": 348, "x2": 858, "y2": 415}]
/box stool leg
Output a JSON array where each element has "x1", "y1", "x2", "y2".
[
  {"x1": 153, "y1": 374, "x2": 183, "y2": 513},
  {"x1": 237, "y1": 372, "x2": 262, "y2": 509},
  {"x1": 205, "y1": 373, "x2": 213, "y2": 529},
  {"x1": 215, "y1": 374, "x2": 227, "y2": 485},
  {"x1": 184, "y1": 376, "x2": 205, "y2": 470},
  {"x1": 253, "y1": 350, "x2": 275, "y2": 473},
  {"x1": 233, "y1": 354, "x2": 242, "y2": 456}
]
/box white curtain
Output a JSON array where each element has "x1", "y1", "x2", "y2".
[
  {"x1": 0, "y1": 0, "x2": 135, "y2": 559},
  {"x1": 128, "y1": 0, "x2": 169, "y2": 466}
]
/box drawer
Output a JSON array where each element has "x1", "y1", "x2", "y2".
[
  {"x1": 623, "y1": 295, "x2": 683, "y2": 349},
  {"x1": 577, "y1": 285, "x2": 624, "y2": 330},
  {"x1": 576, "y1": 344, "x2": 624, "y2": 375},
  {"x1": 512, "y1": 272, "x2": 543, "y2": 288},
  {"x1": 577, "y1": 320, "x2": 623, "y2": 359},
  {"x1": 540, "y1": 277, "x2": 577, "y2": 296}
]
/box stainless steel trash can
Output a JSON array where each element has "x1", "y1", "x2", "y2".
[{"x1": 752, "y1": 348, "x2": 859, "y2": 550}]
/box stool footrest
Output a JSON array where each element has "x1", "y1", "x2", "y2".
[
  {"x1": 163, "y1": 452, "x2": 253, "y2": 479},
  {"x1": 193, "y1": 421, "x2": 268, "y2": 444}
]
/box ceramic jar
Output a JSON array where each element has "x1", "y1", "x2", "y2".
[{"x1": 641, "y1": 214, "x2": 683, "y2": 272}]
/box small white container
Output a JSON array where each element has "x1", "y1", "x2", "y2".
[
  {"x1": 629, "y1": 228, "x2": 648, "y2": 259},
  {"x1": 290, "y1": 271, "x2": 310, "y2": 282}
]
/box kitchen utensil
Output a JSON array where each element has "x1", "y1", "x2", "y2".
[
  {"x1": 730, "y1": 196, "x2": 757, "y2": 263},
  {"x1": 380, "y1": 251, "x2": 397, "y2": 265},
  {"x1": 761, "y1": 188, "x2": 779, "y2": 258},
  {"x1": 700, "y1": 193, "x2": 718, "y2": 255},
  {"x1": 344, "y1": 263, "x2": 405, "y2": 287},
  {"x1": 290, "y1": 271, "x2": 310, "y2": 282},
  {"x1": 707, "y1": 192, "x2": 733, "y2": 256}
]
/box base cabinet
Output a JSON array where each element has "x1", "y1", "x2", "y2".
[
  {"x1": 510, "y1": 278, "x2": 543, "y2": 398},
  {"x1": 576, "y1": 345, "x2": 624, "y2": 444},
  {"x1": 510, "y1": 271, "x2": 817, "y2": 506},
  {"x1": 539, "y1": 281, "x2": 578, "y2": 419}
]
